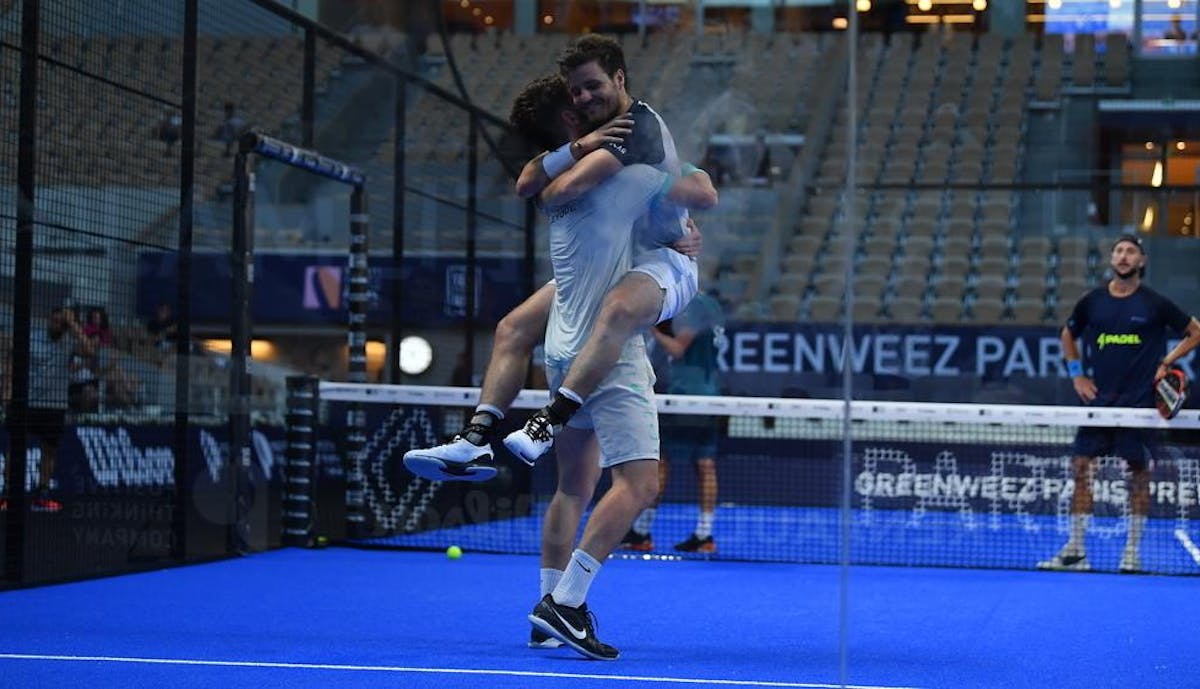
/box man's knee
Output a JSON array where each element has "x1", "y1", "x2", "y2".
[{"x1": 495, "y1": 310, "x2": 539, "y2": 352}]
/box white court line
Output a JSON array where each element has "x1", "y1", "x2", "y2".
[
  {"x1": 0, "y1": 653, "x2": 921, "y2": 689},
  {"x1": 1174, "y1": 528, "x2": 1200, "y2": 568}
]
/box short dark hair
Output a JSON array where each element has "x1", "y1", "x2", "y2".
[
  {"x1": 508, "y1": 75, "x2": 571, "y2": 152},
  {"x1": 558, "y1": 34, "x2": 628, "y2": 90},
  {"x1": 1112, "y1": 233, "x2": 1145, "y2": 254}
]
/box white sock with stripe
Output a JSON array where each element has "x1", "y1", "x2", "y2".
[{"x1": 552, "y1": 549, "x2": 601, "y2": 609}]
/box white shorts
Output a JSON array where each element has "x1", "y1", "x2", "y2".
[
  {"x1": 631, "y1": 248, "x2": 699, "y2": 324},
  {"x1": 545, "y1": 354, "x2": 659, "y2": 468}
]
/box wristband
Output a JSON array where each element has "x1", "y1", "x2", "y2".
[
  {"x1": 681, "y1": 162, "x2": 703, "y2": 176},
  {"x1": 654, "y1": 173, "x2": 677, "y2": 203},
  {"x1": 1067, "y1": 359, "x2": 1084, "y2": 377},
  {"x1": 542, "y1": 142, "x2": 576, "y2": 179}
]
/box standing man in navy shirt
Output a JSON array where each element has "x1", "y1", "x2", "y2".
[{"x1": 1039, "y1": 234, "x2": 1200, "y2": 573}]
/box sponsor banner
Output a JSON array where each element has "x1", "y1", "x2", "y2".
[
  {"x1": 716, "y1": 322, "x2": 1198, "y2": 402},
  {"x1": 0, "y1": 424, "x2": 287, "y2": 495},
  {"x1": 137, "y1": 251, "x2": 528, "y2": 326},
  {"x1": 718, "y1": 436, "x2": 1200, "y2": 522}
]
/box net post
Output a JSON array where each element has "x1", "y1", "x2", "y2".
[
  {"x1": 228, "y1": 145, "x2": 255, "y2": 554},
  {"x1": 344, "y1": 185, "x2": 370, "y2": 538},
  {"x1": 283, "y1": 376, "x2": 320, "y2": 547}
]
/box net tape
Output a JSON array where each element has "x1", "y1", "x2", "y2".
[{"x1": 317, "y1": 383, "x2": 1200, "y2": 430}]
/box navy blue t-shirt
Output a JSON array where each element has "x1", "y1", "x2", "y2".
[
  {"x1": 599, "y1": 100, "x2": 665, "y2": 168},
  {"x1": 1067, "y1": 284, "x2": 1191, "y2": 407}
]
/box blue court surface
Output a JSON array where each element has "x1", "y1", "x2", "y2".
[{"x1": 0, "y1": 544, "x2": 1196, "y2": 689}]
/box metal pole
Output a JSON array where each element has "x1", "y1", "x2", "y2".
[
  {"x1": 229, "y1": 149, "x2": 254, "y2": 554},
  {"x1": 345, "y1": 186, "x2": 369, "y2": 537},
  {"x1": 839, "y1": 4, "x2": 859, "y2": 686},
  {"x1": 390, "y1": 72, "x2": 407, "y2": 384},
  {"x1": 302, "y1": 28, "x2": 315, "y2": 148},
  {"x1": 464, "y1": 115, "x2": 479, "y2": 381},
  {"x1": 172, "y1": 0, "x2": 198, "y2": 562},
  {"x1": 282, "y1": 376, "x2": 319, "y2": 547},
  {"x1": 5, "y1": 0, "x2": 41, "y2": 584}
]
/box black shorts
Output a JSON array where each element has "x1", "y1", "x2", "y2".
[
  {"x1": 1072, "y1": 426, "x2": 1153, "y2": 470},
  {"x1": 6, "y1": 405, "x2": 66, "y2": 449}
]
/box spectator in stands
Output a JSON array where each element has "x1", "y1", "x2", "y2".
[
  {"x1": 5, "y1": 306, "x2": 93, "y2": 512},
  {"x1": 1039, "y1": 234, "x2": 1200, "y2": 573},
  {"x1": 750, "y1": 132, "x2": 772, "y2": 187},
  {"x1": 1164, "y1": 16, "x2": 1187, "y2": 41},
  {"x1": 146, "y1": 301, "x2": 178, "y2": 352},
  {"x1": 621, "y1": 290, "x2": 726, "y2": 553},
  {"x1": 82, "y1": 307, "x2": 112, "y2": 347},
  {"x1": 156, "y1": 110, "x2": 182, "y2": 156},
  {"x1": 215, "y1": 101, "x2": 248, "y2": 157}
]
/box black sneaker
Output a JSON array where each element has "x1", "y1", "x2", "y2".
[
  {"x1": 674, "y1": 534, "x2": 716, "y2": 553},
  {"x1": 528, "y1": 594, "x2": 619, "y2": 661},
  {"x1": 528, "y1": 625, "x2": 563, "y2": 649},
  {"x1": 619, "y1": 529, "x2": 654, "y2": 552}
]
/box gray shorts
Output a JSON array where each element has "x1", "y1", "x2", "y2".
[{"x1": 545, "y1": 355, "x2": 660, "y2": 468}]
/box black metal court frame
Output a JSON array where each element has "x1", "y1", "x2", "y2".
[{"x1": 230, "y1": 131, "x2": 369, "y2": 551}]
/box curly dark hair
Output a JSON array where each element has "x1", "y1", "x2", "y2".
[
  {"x1": 557, "y1": 34, "x2": 629, "y2": 91},
  {"x1": 508, "y1": 74, "x2": 571, "y2": 152}
]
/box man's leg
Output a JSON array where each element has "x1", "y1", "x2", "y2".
[
  {"x1": 403, "y1": 283, "x2": 554, "y2": 482},
  {"x1": 1038, "y1": 454, "x2": 1095, "y2": 570},
  {"x1": 541, "y1": 426, "x2": 602, "y2": 572},
  {"x1": 505, "y1": 274, "x2": 663, "y2": 464},
  {"x1": 1120, "y1": 464, "x2": 1150, "y2": 573},
  {"x1": 531, "y1": 457, "x2": 658, "y2": 660},
  {"x1": 532, "y1": 425, "x2": 599, "y2": 649},
  {"x1": 623, "y1": 456, "x2": 667, "y2": 551}
]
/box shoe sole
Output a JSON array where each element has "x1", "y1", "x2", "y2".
[
  {"x1": 528, "y1": 637, "x2": 564, "y2": 649},
  {"x1": 527, "y1": 614, "x2": 618, "y2": 661},
  {"x1": 1036, "y1": 561, "x2": 1091, "y2": 572},
  {"x1": 619, "y1": 544, "x2": 654, "y2": 552},
  {"x1": 402, "y1": 455, "x2": 497, "y2": 482}
]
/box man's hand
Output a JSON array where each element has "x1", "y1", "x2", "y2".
[
  {"x1": 1073, "y1": 375, "x2": 1098, "y2": 403},
  {"x1": 671, "y1": 218, "x2": 703, "y2": 257},
  {"x1": 574, "y1": 114, "x2": 633, "y2": 158}
]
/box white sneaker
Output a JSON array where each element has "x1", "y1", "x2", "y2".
[
  {"x1": 1037, "y1": 545, "x2": 1091, "y2": 571},
  {"x1": 503, "y1": 412, "x2": 557, "y2": 466},
  {"x1": 1118, "y1": 547, "x2": 1141, "y2": 574},
  {"x1": 403, "y1": 436, "x2": 497, "y2": 482}
]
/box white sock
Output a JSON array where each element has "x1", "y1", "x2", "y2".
[
  {"x1": 540, "y1": 567, "x2": 563, "y2": 597},
  {"x1": 1125, "y1": 515, "x2": 1146, "y2": 552},
  {"x1": 557, "y1": 386, "x2": 583, "y2": 404},
  {"x1": 695, "y1": 510, "x2": 715, "y2": 539},
  {"x1": 1067, "y1": 514, "x2": 1089, "y2": 553},
  {"x1": 475, "y1": 403, "x2": 504, "y2": 420},
  {"x1": 552, "y1": 549, "x2": 601, "y2": 608},
  {"x1": 633, "y1": 508, "x2": 656, "y2": 536}
]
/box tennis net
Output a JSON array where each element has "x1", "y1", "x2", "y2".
[{"x1": 294, "y1": 382, "x2": 1200, "y2": 575}]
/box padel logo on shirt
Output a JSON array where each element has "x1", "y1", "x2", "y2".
[
  {"x1": 303, "y1": 266, "x2": 343, "y2": 309},
  {"x1": 1096, "y1": 332, "x2": 1142, "y2": 349}
]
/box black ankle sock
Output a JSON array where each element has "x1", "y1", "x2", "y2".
[
  {"x1": 544, "y1": 392, "x2": 582, "y2": 425},
  {"x1": 462, "y1": 410, "x2": 500, "y2": 446}
]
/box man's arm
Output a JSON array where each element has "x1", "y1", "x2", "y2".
[
  {"x1": 540, "y1": 148, "x2": 623, "y2": 208},
  {"x1": 514, "y1": 114, "x2": 633, "y2": 199},
  {"x1": 664, "y1": 166, "x2": 718, "y2": 210},
  {"x1": 1159, "y1": 316, "x2": 1200, "y2": 379},
  {"x1": 651, "y1": 325, "x2": 698, "y2": 360},
  {"x1": 1061, "y1": 325, "x2": 1096, "y2": 403}
]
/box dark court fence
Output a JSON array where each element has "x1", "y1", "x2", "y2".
[{"x1": 0, "y1": 0, "x2": 525, "y2": 587}]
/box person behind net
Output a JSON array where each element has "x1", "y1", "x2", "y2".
[
  {"x1": 3, "y1": 306, "x2": 93, "y2": 513},
  {"x1": 482, "y1": 75, "x2": 715, "y2": 660},
  {"x1": 404, "y1": 34, "x2": 714, "y2": 483},
  {"x1": 621, "y1": 288, "x2": 725, "y2": 554},
  {"x1": 1038, "y1": 234, "x2": 1200, "y2": 573}
]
